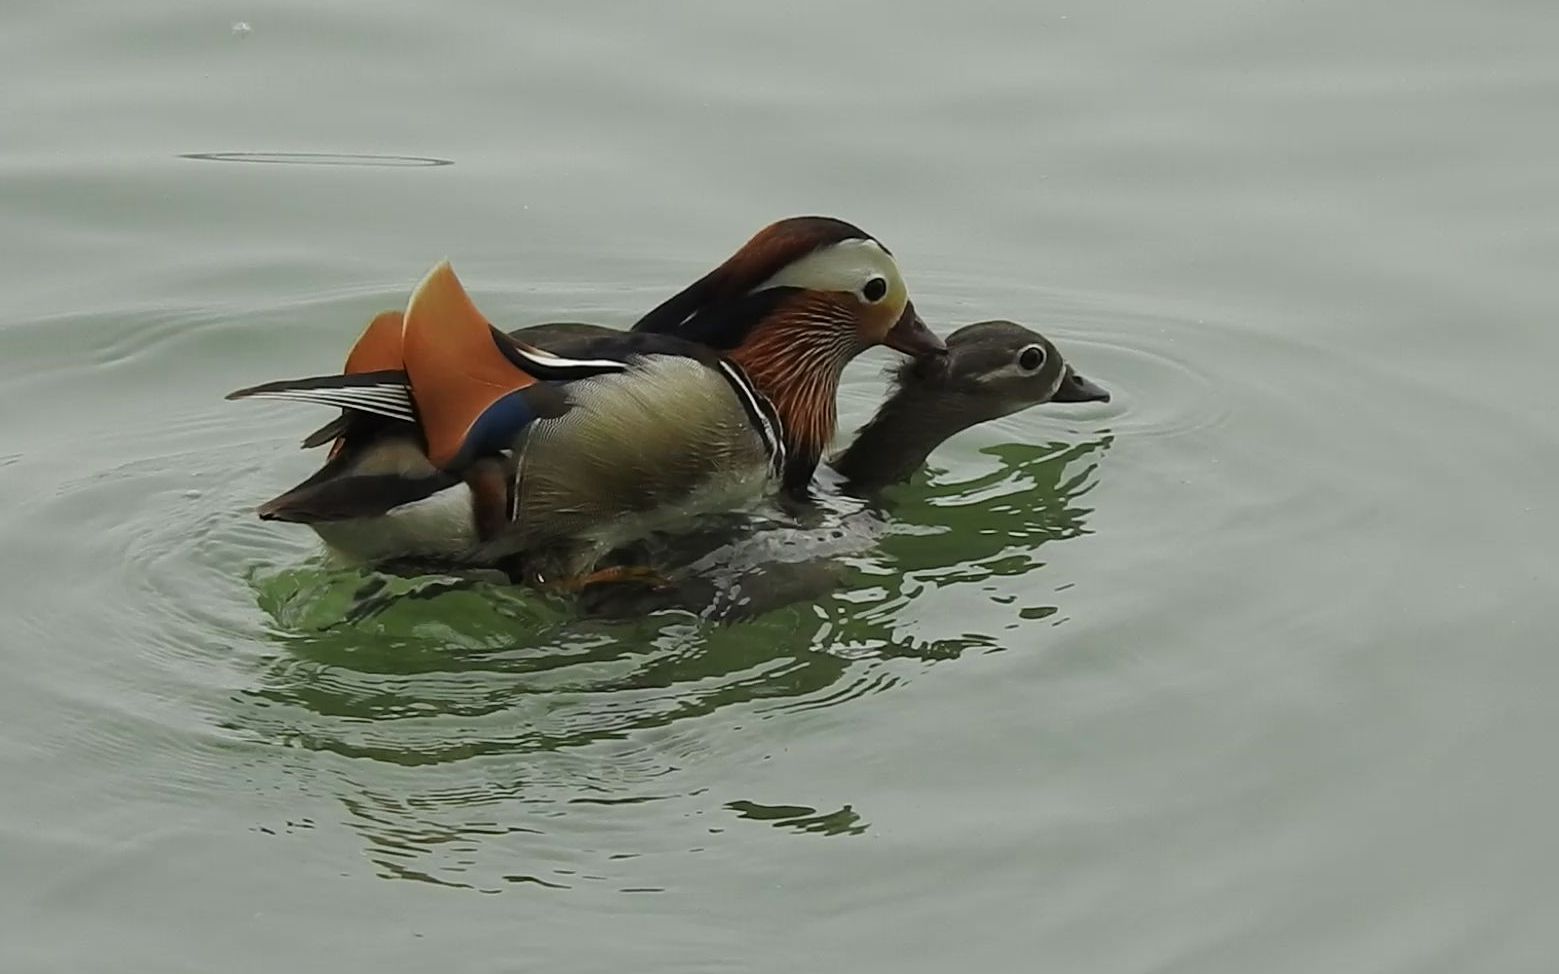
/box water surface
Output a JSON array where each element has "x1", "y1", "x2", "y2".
[{"x1": 3, "y1": 1, "x2": 1557, "y2": 971}]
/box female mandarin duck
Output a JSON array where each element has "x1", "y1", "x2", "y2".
[{"x1": 229, "y1": 216, "x2": 944, "y2": 583}]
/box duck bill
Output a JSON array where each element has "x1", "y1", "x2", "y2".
[
  {"x1": 1052, "y1": 369, "x2": 1111, "y2": 403},
  {"x1": 881, "y1": 302, "x2": 946, "y2": 358}
]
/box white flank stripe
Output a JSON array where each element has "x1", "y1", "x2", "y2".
[{"x1": 516, "y1": 348, "x2": 629, "y2": 371}]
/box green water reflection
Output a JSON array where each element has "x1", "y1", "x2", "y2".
[{"x1": 224, "y1": 433, "x2": 1109, "y2": 888}]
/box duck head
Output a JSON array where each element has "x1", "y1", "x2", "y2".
[
  {"x1": 832, "y1": 320, "x2": 1110, "y2": 491},
  {"x1": 632, "y1": 217, "x2": 942, "y2": 357},
  {"x1": 634, "y1": 216, "x2": 945, "y2": 488},
  {"x1": 898, "y1": 319, "x2": 1110, "y2": 420}
]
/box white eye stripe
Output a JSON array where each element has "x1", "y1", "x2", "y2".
[{"x1": 753, "y1": 238, "x2": 901, "y2": 296}]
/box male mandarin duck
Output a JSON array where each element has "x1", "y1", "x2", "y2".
[{"x1": 229, "y1": 216, "x2": 944, "y2": 582}]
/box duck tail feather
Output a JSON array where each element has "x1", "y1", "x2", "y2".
[{"x1": 226, "y1": 370, "x2": 415, "y2": 423}]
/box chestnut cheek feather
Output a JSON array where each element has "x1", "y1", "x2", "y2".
[{"x1": 728, "y1": 294, "x2": 863, "y2": 479}]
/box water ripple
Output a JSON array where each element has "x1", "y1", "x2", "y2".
[
  {"x1": 180, "y1": 152, "x2": 454, "y2": 168},
  {"x1": 1, "y1": 290, "x2": 1123, "y2": 892}
]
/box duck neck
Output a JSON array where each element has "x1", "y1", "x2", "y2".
[
  {"x1": 728, "y1": 317, "x2": 861, "y2": 490},
  {"x1": 831, "y1": 386, "x2": 987, "y2": 492}
]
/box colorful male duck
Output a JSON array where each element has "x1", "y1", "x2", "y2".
[{"x1": 230, "y1": 217, "x2": 944, "y2": 583}]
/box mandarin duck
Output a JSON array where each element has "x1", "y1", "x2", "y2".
[
  {"x1": 229, "y1": 217, "x2": 943, "y2": 583},
  {"x1": 830, "y1": 319, "x2": 1110, "y2": 490}
]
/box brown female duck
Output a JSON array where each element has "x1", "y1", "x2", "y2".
[{"x1": 830, "y1": 319, "x2": 1109, "y2": 491}]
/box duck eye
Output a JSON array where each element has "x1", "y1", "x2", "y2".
[
  {"x1": 862, "y1": 276, "x2": 888, "y2": 302},
  {"x1": 1018, "y1": 345, "x2": 1046, "y2": 371}
]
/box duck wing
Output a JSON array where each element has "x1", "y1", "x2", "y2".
[
  {"x1": 506, "y1": 322, "x2": 723, "y2": 366},
  {"x1": 229, "y1": 263, "x2": 633, "y2": 470},
  {"x1": 399, "y1": 262, "x2": 630, "y2": 468}
]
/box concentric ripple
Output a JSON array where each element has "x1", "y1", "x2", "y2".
[
  {"x1": 179, "y1": 152, "x2": 454, "y2": 168},
  {"x1": 0, "y1": 286, "x2": 1207, "y2": 892}
]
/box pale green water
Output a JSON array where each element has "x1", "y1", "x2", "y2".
[{"x1": 3, "y1": 1, "x2": 1558, "y2": 971}]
